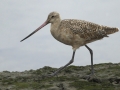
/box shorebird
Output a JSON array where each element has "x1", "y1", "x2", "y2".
[{"x1": 20, "y1": 12, "x2": 119, "y2": 79}]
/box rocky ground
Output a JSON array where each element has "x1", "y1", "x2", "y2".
[{"x1": 0, "y1": 63, "x2": 120, "y2": 90}]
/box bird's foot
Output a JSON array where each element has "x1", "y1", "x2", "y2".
[
  {"x1": 87, "y1": 73, "x2": 97, "y2": 80},
  {"x1": 42, "y1": 73, "x2": 55, "y2": 78},
  {"x1": 45, "y1": 67, "x2": 63, "y2": 77},
  {"x1": 46, "y1": 73, "x2": 57, "y2": 77},
  {"x1": 44, "y1": 70, "x2": 59, "y2": 78},
  {"x1": 83, "y1": 73, "x2": 101, "y2": 83}
]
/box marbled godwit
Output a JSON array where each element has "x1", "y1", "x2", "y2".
[{"x1": 20, "y1": 12, "x2": 119, "y2": 79}]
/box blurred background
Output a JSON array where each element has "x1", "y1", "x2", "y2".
[{"x1": 0, "y1": 0, "x2": 120, "y2": 71}]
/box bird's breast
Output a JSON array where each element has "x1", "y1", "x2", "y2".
[
  {"x1": 50, "y1": 28, "x2": 85, "y2": 47},
  {"x1": 50, "y1": 28, "x2": 74, "y2": 45}
]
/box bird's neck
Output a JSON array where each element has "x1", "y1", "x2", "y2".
[{"x1": 50, "y1": 19, "x2": 61, "y2": 39}]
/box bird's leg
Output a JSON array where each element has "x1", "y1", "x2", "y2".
[
  {"x1": 85, "y1": 45, "x2": 97, "y2": 80},
  {"x1": 84, "y1": 45, "x2": 101, "y2": 82},
  {"x1": 85, "y1": 45, "x2": 94, "y2": 75},
  {"x1": 48, "y1": 50, "x2": 76, "y2": 77}
]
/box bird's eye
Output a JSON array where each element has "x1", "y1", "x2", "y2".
[{"x1": 51, "y1": 16, "x2": 55, "y2": 18}]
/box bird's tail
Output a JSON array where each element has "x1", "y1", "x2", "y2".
[{"x1": 104, "y1": 26, "x2": 119, "y2": 35}]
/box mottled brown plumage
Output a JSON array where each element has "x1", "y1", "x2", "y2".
[
  {"x1": 57, "y1": 19, "x2": 118, "y2": 47},
  {"x1": 46, "y1": 12, "x2": 118, "y2": 50},
  {"x1": 21, "y1": 12, "x2": 119, "y2": 78}
]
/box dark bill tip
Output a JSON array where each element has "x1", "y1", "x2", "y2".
[
  {"x1": 20, "y1": 31, "x2": 35, "y2": 42},
  {"x1": 20, "y1": 29, "x2": 38, "y2": 42},
  {"x1": 20, "y1": 21, "x2": 48, "y2": 42}
]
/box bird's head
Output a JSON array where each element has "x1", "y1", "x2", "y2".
[
  {"x1": 20, "y1": 11, "x2": 60, "y2": 42},
  {"x1": 47, "y1": 12, "x2": 60, "y2": 23}
]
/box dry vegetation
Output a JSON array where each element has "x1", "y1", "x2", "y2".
[{"x1": 0, "y1": 63, "x2": 120, "y2": 90}]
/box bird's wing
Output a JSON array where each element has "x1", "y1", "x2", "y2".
[{"x1": 61, "y1": 19, "x2": 108, "y2": 41}]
